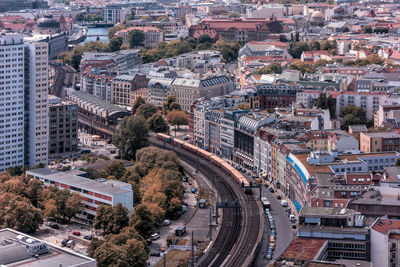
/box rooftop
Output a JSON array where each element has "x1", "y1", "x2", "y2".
[
  {"x1": 26, "y1": 168, "x2": 132, "y2": 196},
  {"x1": 372, "y1": 218, "x2": 400, "y2": 234},
  {"x1": 0, "y1": 228, "x2": 95, "y2": 267},
  {"x1": 361, "y1": 132, "x2": 400, "y2": 138},
  {"x1": 300, "y1": 207, "x2": 353, "y2": 217},
  {"x1": 280, "y1": 237, "x2": 327, "y2": 261}
]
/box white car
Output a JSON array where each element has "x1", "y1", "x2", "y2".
[
  {"x1": 162, "y1": 220, "x2": 171, "y2": 226},
  {"x1": 151, "y1": 233, "x2": 160, "y2": 240}
]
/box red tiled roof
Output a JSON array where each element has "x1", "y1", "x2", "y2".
[
  {"x1": 390, "y1": 51, "x2": 400, "y2": 60},
  {"x1": 280, "y1": 237, "x2": 327, "y2": 261},
  {"x1": 373, "y1": 219, "x2": 400, "y2": 234}
]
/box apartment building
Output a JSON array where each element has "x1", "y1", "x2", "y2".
[
  {"x1": 298, "y1": 207, "x2": 371, "y2": 261},
  {"x1": 171, "y1": 75, "x2": 234, "y2": 111},
  {"x1": 360, "y1": 132, "x2": 400, "y2": 153},
  {"x1": 26, "y1": 168, "x2": 133, "y2": 223},
  {"x1": 112, "y1": 74, "x2": 149, "y2": 107},
  {"x1": 115, "y1": 27, "x2": 163, "y2": 48},
  {"x1": 103, "y1": 5, "x2": 121, "y2": 23},
  {"x1": 256, "y1": 83, "x2": 298, "y2": 109},
  {"x1": 0, "y1": 33, "x2": 48, "y2": 171},
  {"x1": 48, "y1": 95, "x2": 78, "y2": 158},
  {"x1": 374, "y1": 104, "x2": 400, "y2": 127},
  {"x1": 148, "y1": 77, "x2": 174, "y2": 108},
  {"x1": 371, "y1": 218, "x2": 400, "y2": 267}
]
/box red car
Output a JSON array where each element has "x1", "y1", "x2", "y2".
[{"x1": 72, "y1": 231, "x2": 81, "y2": 236}]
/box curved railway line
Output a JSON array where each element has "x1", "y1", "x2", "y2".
[{"x1": 151, "y1": 136, "x2": 263, "y2": 267}]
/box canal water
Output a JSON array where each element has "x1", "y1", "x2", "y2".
[{"x1": 79, "y1": 27, "x2": 110, "y2": 45}]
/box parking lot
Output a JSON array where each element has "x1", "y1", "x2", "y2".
[{"x1": 35, "y1": 220, "x2": 99, "y2": 255}]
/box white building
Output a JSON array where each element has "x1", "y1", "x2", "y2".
[
  {"x1": 103, "y1": 5, "x2": 121, "y2": 23},
  {"x1": 26, "y1": 168, "x2": 134, "y2": 222},
  {"x1": 371, "y1": 218, "x2": 400, "y2": 267},
  {"x1": 0, "y1": 33, "x2": 48, "y2": 171}
]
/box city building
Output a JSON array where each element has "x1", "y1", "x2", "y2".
[
  {"x1": 0, "y1": 228, "x2": 95, "y2": 267},
  {"x1": 148, "y1": 77, "x2": 174, "y2": 108},
  {"x1": 65, "y1": 89, "x2": 131, "y2": 138},
  {"x1": 115, "y1": 26, "x2": 163, "y2": 48},
  {"x1": 171, "y1": 75, "x2": 234, "y2": 111},
  {"x1": 297, "y1": 207, "x2": 371, "y2": 261},
  {"x1": 360, "y1": 132, "x2": 400, "y2": 153},
  {"x1": 371, "y1": 218, "x2": 400, "y2": 267},
  {"x1": 112, "y1": 74, "x2": 149, "y2": 107},
  {"x1": 256, "y1": 83, "x2": 298, "y2": 109},
  {"x1": 374, "y1": 104, "x2": 400, "y2": 128},
  {"x1": 189, "y1": 17, "x2": 283, "y2": 42},
  {"x1": 103, "y1": 5, "x2": 122, "y2": 23},
  {"x1": 48, "y1": 95, "x2": 78, "y2": 159},
  {"x1": 0, "y1": 33, "x2": 48, "y2": 172},
  {"x1": 26, "y1": 168, "x2": 134, "y2": 223}
]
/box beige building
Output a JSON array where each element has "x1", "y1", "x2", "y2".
[
  {"x1": 360, "y1": 132, "x2": 400, "y2": 153},
  {"x1": 112, "y1": 74, "x2": 149, "y2": 107},
  {"x1": 171, "y1": 75, "x2": 234, "y2": 111},
  {"x1": 115, "y1": 26, "x2": 163, "y2": 48}
]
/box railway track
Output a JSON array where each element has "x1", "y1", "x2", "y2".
[{"x1": 151, "y1": 137, "x2": 262, "y2": 267}]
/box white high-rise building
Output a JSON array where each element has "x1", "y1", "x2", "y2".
[
  {"x1": 0, "y1": 33, "x2": 48, "y2": 172},
  {"x1": 26, "y1": 41, "x2": 49, "y2": 167}
]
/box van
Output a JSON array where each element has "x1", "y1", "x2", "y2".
[
  {"x1": 281, "y1": 200, "x2": 288, "y2": 207},
  {"x1": 289, "y1": 214, "x2": 296, "y2": 223},
  {"x1": 66, "y1": 240, "x2": 75, "y2": 248},
  {"x1": 175, "y1": 225, "x2": 186, "y2": 236}
]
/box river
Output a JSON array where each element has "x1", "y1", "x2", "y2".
[{"x1": 79, "y1": 27, "x2": 110, "y2": 45}]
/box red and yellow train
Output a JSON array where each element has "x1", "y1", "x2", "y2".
[{"x1": 157, "y1": 133, "x2": 251, "y2": 194}]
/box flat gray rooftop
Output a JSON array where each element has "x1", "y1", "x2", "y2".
[{"x1": 0, "y1": 228, "x2": 95, "y2": 267}]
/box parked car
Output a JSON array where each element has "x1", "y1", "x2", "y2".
[
  {"x1": 276, "y1": 195, "x2": 282, "y2": 200},
  {"x1": 268, "y1": 187, "x2": 275, "y2": 193},
  {"x1": 190, "y1": 188, "x2": 197, "y2": 194},
  {"x1": 110, "y1": 150, "x2": 116, "y2": 154},
  {"x1": 61, "y1": 239, "x2": 69, "y2": 247},
  {"x1": 151, "y1": 233, "x2": 160, "y2": 240},
  {"x1": 162, "y1": 220, "x2": 171, "y2": 226},
  {"x1": 66, "y1": 240, "x2": 75, "y2": 248},
  {"x1": 45, "y1": 222, "x2": 52, "y2": 227},
  {"x1": 150, "y1": 251, "x2": 161, "y2": 257},
  {"x1": 281, "y1": 200, "x2": 288, "y2": 207},
  {"x1": 72, "y1": 231, "x2": 81, "y2": 236},
  {"x1": 266, "y1": 253, "x2": 272, "y2": 260},
  {"x1": 51, "y1": 223, "x2": 60, "y2": 229},
  {"x1": 84, "y1": 235, "x2": 93, "y2": 240}
]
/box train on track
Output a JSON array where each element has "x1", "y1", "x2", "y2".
[{"x1": 157, "y1": 133, "x2": 252, "y2": 194}]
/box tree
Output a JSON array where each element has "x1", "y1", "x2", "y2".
[
  {"x1": 7, "y1": 166, "x2": 23, "y2": 176},
  {"x1": 136, "y1": 103, "x2": 157, "y2": 120},
  {"x1": 167, "y1": 110, "x2": 188, "y2": 129},
  {"x1": 289, "y1": 42, "x2": 310, "y2": 59},
  {"x1": 53, "y1": 189, "x2": 83, "y2": 222},
  {"x1": 125, "y1": 238, "x2": 148, "y2": 266},
  {"x1": 110, "y1": 203, "x2": 130, "y2": 235},
  {"x1": 148, "y1": 113, "x2": 169, "y2": 133},
  {"x1": 128, "y1": 30, "x2": 145, "y2": 48},
  {"x1": 108, "y1": 24, "x2": 127, "y2": 39},
  {"x1": 87, "y1": 238, "x2": 104, "y2": 258},
  {"x1": 169, "y1": 102, "x2": 181, "y2": 111},
  {"x1": 311, "y1": 41, "x2": 321, "y2": 51},
  {"x1": 93, "y1": 242, "x2": 129, "y2": 267},
  {"x1": 316, "y1": 93, "x2": 336, "y2": 119},
  {"x1": 255, "y1": 62, "x2": 282, "y2": 74},
  {"x1": 212, "y1": 38, "x2": 241, "y2": 63},
  {"x1": 163, "y1": 96, "x2": 177, "y2": 114},
  {"x1": 364, "y1": 25, "x2": 373, "y2": 33},
  {"x1": 396, "y1": 158, "x2": 400, "y2": 166},
  {"x1": 0, "y1": 193, "x2": 43, "y2": 233},
  {"x1": 198, "y1": 34, "x2": 213, "y2": 44},
  {"x1": 104, "y1": 161, "x2": 127, "y2": 179},
  {"x1": 93, "y1": 204, "x2": 113, "y2": 234},
  {"x1": 229, "y1": 12, "x2": 240, "y2": 18},
  {"x1": 128, "y1": 10, "x2": 135, "y2": 20},
  {"x1": 44, "y1": 199, "x2": 58, "y2": 220},
  {"x1": 289, "y1": 60, "x2": 315, "y2": 74},
  {"x1": 109, "y1": 36, "x2": 123, "y2": 52},
  {"x1": 70, "y1": 51, "x2": 82, "y2": 70},
  {"x1": 113, "y1": 116, "x2": 149, "y2": 160},
  {"x1": 339, "y1": 105, "x2": 368, "y2": 131},
  {"x1": 132, "y1": 96, "x2": 146, "y2": 115},
  {"x1": 65, "y1": 193, "x2": 84, "y2": 222},
  {"x1": 130, "y1": 204, "x2": 155, "y2": 238}
]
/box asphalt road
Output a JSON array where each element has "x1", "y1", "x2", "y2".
[{"x1": 242, "y1": 177, "x2": 294, "y2": 265}]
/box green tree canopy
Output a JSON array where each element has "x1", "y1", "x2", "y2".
[
  {"x1": 109, "y1": 36, "x2": 123, "y2": 52},
  {"x1": 132, "y1": 96, "x2": 146, "y2": 115},
  {"x1": 167, "y1": 110, "x2": 188, "y2": 128},
  {"x1": 129, "y1": 29, "x2": 145, "y2": 48},
  {"x1": 130, "y1": 204, "x2": 155, "y2": 238},
  {"x1": 148, "y1": 113, "x2": 169, "y2": 133},
  {"x1": 113, "y1": 116, "x2": 149, "y2": 160},
  {"x1": 136, "y1": 103, "x2": 157, "y2": 120},
  {"x1": 104, "y1": 161, "x2": 127, "y2": 179},
  {"x1": 255, "y1": 62, "x2": 282, "y2": 75},
  {"x1": 339, "y1": 105, "x2": 368, "y2": 131}
]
